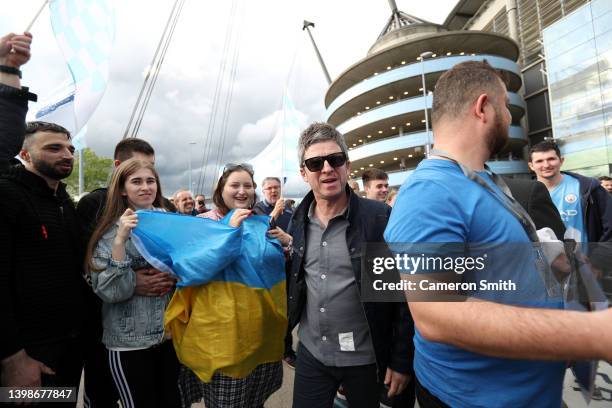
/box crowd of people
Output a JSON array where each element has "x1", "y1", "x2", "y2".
[{"x1": 1, "y1": 31, "x2": 612, "y2": 408}]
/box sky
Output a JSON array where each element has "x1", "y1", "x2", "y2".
[{"x1": 1, "y1": 0, "x2": 458, "y2": 196}]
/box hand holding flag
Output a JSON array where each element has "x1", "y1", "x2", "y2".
[{"x1": 0, "y1": 32, "x2": 32, "y2": 68}]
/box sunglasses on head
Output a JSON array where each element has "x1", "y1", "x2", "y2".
[
  {"x1": 302, "y1": 152, "x2": 347, "y2": 172},
  {"x1": 223, "y1": 162, "x2": 254, "y2": 175}
]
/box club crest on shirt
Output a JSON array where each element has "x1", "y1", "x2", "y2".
[{"x1": 564, "y1": 193, "x2": 577, "y2": 204}]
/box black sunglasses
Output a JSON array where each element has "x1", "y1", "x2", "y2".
[
  {"x1": 223, "y1": 162, "x2": 254, "y2": 175},
  {"x1": 302, "y1": 152, "x2": 347, "y2": 172}
]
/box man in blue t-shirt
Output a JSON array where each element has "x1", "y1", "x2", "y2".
[
  {"x1": 528, "y1": 140, "x2": 612, "y2": 243},
  {"x1": 384, "y1": 60, "x2": 612, "y2": 407}
]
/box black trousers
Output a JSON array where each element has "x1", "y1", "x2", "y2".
[
  {"x1": 0, "y1": 336, "x2": 84, "y2": 408},
  {"x1": 415, "y1": 377, "x2": 449, "y2": 408},
  {"x1": 83, "y1": 292, "x2": 119, "y2": 408},
  {"x1": 293, "y1": 343, "x2": 381, "y2": 408},
  {"x1": 107, "y1": 341, "x2": 181, "y2": 408}
]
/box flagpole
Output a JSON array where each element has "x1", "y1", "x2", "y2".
[
  {"x1": 280, "y1": 93, "x2": 286, "y2": 199},
  {"x1": 78, "y1": 149, "x2": 84, "y2": 197},
  {"x1": 25, "y1": 0, "x2": 49, "y2": 32}
]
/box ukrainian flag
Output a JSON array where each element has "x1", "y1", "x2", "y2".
[{"x1": 132, "y1": 210, "x2": 287, "y2": 382}]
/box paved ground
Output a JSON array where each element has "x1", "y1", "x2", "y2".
[
  {"x1": 205, "y1": 361, "x2": 612, "y2": 407},
  {"x1": 562, "y1": 362, "x2": 612, "y2": 407},
  {"x1": 76, "y1": 327, "x2": 612, "y2": 408},
  {"x1": 77, "y1": 362, "x2": 612, "y2": 407}
]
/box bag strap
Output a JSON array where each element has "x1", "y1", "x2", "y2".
[{"x1": 430, "y1": 149, "x2": 540, "y2": 243}]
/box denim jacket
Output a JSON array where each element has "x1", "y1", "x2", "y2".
[{"x1": 91, "y1": 223, "x2": 171, "y2": 349}]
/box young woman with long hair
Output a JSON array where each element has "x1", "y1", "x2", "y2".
[{"x1": 84, "y1": 159, "x2": 180, "y2": 408}]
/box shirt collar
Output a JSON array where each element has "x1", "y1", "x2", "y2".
[{"x1": 307, "y1": 198, "x2": 349, "y2": 226}]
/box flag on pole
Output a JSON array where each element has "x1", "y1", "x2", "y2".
[{"x1": 34, "y1": 0, "x2": 115, "y2": 141}]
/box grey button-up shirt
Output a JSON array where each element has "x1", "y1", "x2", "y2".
[{"x1": 298, "y1": 201, "x2": 375, "y2": 367}]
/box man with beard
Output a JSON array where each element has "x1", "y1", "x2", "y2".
[
  {"x1": 0, "y1": 32, "x2": 84, "y2": 403},
  {"x1": 385, "y1": 60, "x2": 612, "y2": 407},
  {"x1": 0, "y1": 121, "x2": 85, "y2": 399}
]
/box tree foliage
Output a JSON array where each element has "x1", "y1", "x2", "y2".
[{"x1": 65, "y1": 148, "x2": 113, "y2": 198}]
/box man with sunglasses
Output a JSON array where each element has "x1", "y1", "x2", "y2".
[{"x1": 287, "y1": 122, "x2": 414, "y2": 408}]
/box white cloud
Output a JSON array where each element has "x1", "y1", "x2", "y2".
[{"x1": 1, "y1": 0, "x2": 458, "y2": 195}]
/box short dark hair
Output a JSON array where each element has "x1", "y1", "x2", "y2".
[
  {"x1": 25, "y1": 121, "x2": 71, "y2": 138},
  {"x1": 529, "y1": 140, "x2": 561, "y2": 162},
  {"x1": 114, "y1": 138, "x2": 155, "y2": 162},
  {"x1": 362, "y1": 168, "x2": 388, "y2": 186},
  {"x1": 23, "y1": 121, "x2": 71, "y2": 150},
  {"x1": 599, "y1": 176, "x2": 612, "y2": 181},
  {"x1": 431, "y1": 60, "x2": 508, "y2": 127}
]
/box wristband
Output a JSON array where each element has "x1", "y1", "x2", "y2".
[{"x1": 0, "y1": 65, "x2": 22, "y2": 78}]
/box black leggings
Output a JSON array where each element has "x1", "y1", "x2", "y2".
[{"x1": 108, "y1": 341, "x2": 181, "y2": 408}]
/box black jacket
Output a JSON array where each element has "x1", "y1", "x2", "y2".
[
  {"x1": 76, "y1": 187, "x2": 108, "y2": 244},
  {"x1": 0, "y1": 84, "x2": 32, "y2": 173},
  {"x1": 287, "y1": 187, "x2": 414, "y2": 378},
  {"x1": 0, "y1": 84, "x2": 84, "y2": 360},
  {"x1": 504, "y1": 177, "x2": 566, "y2": 240},
  {"x1": 0, "y1": 168, "x2": 86, "y2": 359},
  {"x1": 252, "y1": 199, "x2": 293, "y2": 231}
]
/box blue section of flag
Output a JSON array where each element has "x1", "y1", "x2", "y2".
[{"x1": 131, "y1": 210, "x2": 286, "y2": 290}]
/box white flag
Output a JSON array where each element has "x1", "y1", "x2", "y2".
[{"x1": 35, "y1": 0, "x2": 115, "y2": 143}]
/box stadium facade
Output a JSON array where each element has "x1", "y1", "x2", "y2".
[
  {"x1": 327, "y1": 0, "x2": 611, "y2": 188},
  {"x1": 453, "y1": 0, "x2": 611, "y2": 176},
  {"x1": 324, "y1": 9, "x2": 528, "y2": 188}
]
